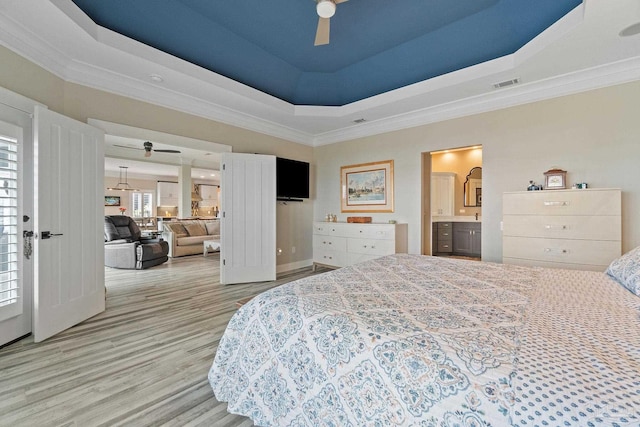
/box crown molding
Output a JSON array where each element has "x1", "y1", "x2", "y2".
[
  {"x1": 1, "y1": 1, "x2": 639, "y2": 149},
  {"x1": 64, "y1": 59, "x2": 314, "y2": 145},
  {"x1": 312, "y1": 56, "x2": 640, "y2": 146}
]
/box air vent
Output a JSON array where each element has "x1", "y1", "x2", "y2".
[
  {"x1": 493, "y1": 78, "x2": 520, "y2": 89},
  {"x1": 353, "y1": 118, "x2": 366, "y2": 123}
]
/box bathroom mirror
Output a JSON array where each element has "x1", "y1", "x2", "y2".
[{"x1": 464, "y1": 167, "x2": 482, "y2": 207}]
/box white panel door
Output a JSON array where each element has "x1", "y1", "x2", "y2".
[
  {"x1": 220, "y1": 153, "x2": 276, "y2": 285},
  {"x1": 33, "y1": 106, "x2": 105, "y2": 342}
]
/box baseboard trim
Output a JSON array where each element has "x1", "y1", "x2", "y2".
[{"x1": 276, "y1": 259, "x2": 313, "y2": 274}]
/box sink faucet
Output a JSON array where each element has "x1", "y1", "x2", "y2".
[{"x1": 475, "y1": 212, "x2": 479, "y2": 221}]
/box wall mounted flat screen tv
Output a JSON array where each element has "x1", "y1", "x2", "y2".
[{"x1": 276, "y1": 157, "x2": 309, "y2": 201}]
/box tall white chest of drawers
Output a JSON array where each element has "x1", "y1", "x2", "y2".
[
  {"x1": 502, "y1": 188, "x2": 621, "y2": 271},
  {"x1": 313, "y1": 222, "x2": 408, "y2": 268}
]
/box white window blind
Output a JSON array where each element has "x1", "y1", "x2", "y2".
[
  {"x1": 0, "y1": 135, "x2": 19, "y2": 313},
  {"x1": 131, "y1": 192, "x2": 153, "y2": 218}
]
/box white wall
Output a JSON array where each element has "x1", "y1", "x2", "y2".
[{"x1": 314, "y1": 80, "x2": 640, "y2": 262}]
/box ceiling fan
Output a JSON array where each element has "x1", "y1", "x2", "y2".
[
  {"x1": 113, "y1": 141, "x2": 181, "y2": 158},
  {"x1": 314, "y1": 0, "x2": 348, "y2": 46}
]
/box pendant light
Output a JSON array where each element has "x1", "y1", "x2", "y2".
[{"x1": 107, "y1": 166, "x2": 139, "y2": 191}]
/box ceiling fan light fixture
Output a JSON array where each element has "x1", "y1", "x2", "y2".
[{"x1": 317, "y1": 0, "x2": 336, "y2": 18}]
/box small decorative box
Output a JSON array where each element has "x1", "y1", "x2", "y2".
[{"x1": 347, "y1": 216, "x2": 372, "y2": 223}]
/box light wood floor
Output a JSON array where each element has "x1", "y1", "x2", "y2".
[{"x1": 0, "y1": 254, "x2": 329, "y2": 426}]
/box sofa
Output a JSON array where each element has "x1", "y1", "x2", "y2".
[
  {"x1": 104, "y1": 215, "x2": 169, "y2": 269},
  {"x1": 162, "y1": 219, "x2": 220, "y2": 257}
]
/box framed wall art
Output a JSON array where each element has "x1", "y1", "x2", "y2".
[
  {"x1": 340, "y1": 160, "x2": 394, "y2": 213},
  {"x1": 104, "y1": 195, "x2": 121, "y2": 206}
]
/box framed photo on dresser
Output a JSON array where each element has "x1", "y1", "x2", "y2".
[{"x1": 544, "y1": 168, "x2": 567, "y2": 190}]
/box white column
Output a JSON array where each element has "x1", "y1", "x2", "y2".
[{"x1": 178, "y1": 163, "x2": 192, "y2": 218}]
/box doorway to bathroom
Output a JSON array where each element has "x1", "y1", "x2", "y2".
[{"x1": 421, "y1": 145, "x2": 483, "y2": 258}]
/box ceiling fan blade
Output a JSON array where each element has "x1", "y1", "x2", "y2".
[
  {"x1": 314, "y1": 17, "x2": 330, "y2": 46},
  {"x1": 113, "y1": 144, "x2": 142, "y2": 150},
  {"x1": 154, "y1": 149, "x2": 181, "y2": 154},
  {"x1": 334, "y1": 0, "x2": 348, "y2": 3}
]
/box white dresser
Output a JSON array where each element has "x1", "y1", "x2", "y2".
[
  {"x1": 313, "y1": 222, "x2": 408, "y2": 268},
  {"x1": 502, "y1": 188, "x2": 621, "y2": 271}
]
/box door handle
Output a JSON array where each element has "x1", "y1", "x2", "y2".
[{"x1": 41, "y1": 231, "x2": 64, "y2": 239}]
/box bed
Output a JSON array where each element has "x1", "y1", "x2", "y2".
[{"x1": 209, "y1": 254, "x2": 640, "y2": 426}]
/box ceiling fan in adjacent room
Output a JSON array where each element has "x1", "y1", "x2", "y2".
[
  {"x1": 113, "y1": 141, "x2": 182, "y2": 157},
  {"x1": 314, "y1": 0, "x2": 348, "y2": 46}
]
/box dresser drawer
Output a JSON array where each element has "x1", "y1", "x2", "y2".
[
  {"x1": 313, "y1": 222, "x2": 353, "y2": 236},
  {"x1": 503, "y1": 190, "x2": 621, "y2": 216},
  {"x1": 503, "y1": 236, "x2": 620, "y2": 267},
  {"x1": 502, "y1": 215, "x2": 621, "y2": 241},
  {"x1": 438, "y1": 229, "x2": 453, "y2": 239},
  {"x1": 313, "y1": 223, "x2": 331, "y2": 235},
  {"x1": 345, "y1": 225, "x2": 396, "y2": 240},
  {"x1": 436, "y1": 222, "x2": 452, "y2": 230},
  {"x1": 313, "y1": 248, "x2": 347, "y2": 267},
  {"x1": 437, "y1": 241, "x2": 453, "y2": 252},
  {"x1": 347, "y1": 238, "x2": 395, "y2": 256},
  {"x1": 312, "y1": 235, "x2": 347, "y2": 252}
]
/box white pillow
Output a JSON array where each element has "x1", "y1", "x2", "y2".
[{"x1": 606, "y1": 246, "x2": 640, "y2": 296}]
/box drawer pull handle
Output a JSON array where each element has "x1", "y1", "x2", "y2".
[
  {"x1": 543, "y1": 201, "x2": 569, "y2": 207},
  {"x1": 443, "y1": 233, "x2": 449, "y2": 236},
  {"x1": 544, "y1": 248, "x2": 568, "y2": 254},
  {"x1": 544, "y1": 225, "x2": 568, "y2": 230}
]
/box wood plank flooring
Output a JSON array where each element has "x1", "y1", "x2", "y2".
[{"x1": 0, "y1": 254, "x2": 329, "y2": 426}]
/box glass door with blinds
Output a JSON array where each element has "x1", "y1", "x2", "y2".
[
  {"x1": 132, "y1": 191, "x2": 154, "y2": 230},
  {"x1": 0, "y1": 125, "x2": 22, "y2": 323}
]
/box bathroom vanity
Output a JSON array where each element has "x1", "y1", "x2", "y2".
[{"x1": 432, "y1": 217, "x2": 481, "y2": 258}]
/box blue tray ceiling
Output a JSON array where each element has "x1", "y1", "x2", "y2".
[{"x1": 71, "y1": 0, "x2": 582, "y2": 106}]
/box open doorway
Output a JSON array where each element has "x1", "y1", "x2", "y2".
[{"x1": 421, "y1": 146, "x2": 483, "y2": 257}]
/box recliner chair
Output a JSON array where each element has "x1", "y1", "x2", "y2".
[{"x1": 104, "y1": 215, "x2": 169, "y2": 269}]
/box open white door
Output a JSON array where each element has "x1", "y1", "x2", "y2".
[
  {"x1": 220, "y1": 153, "x2": 276, "y2": 285},
  {"x1": 33, "y1": 106, "x2": 105, "y2": 342}
]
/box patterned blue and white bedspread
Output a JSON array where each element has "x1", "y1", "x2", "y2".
[{"x1": 209, "y1": 254, "x2": 640, "y2": 426}]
